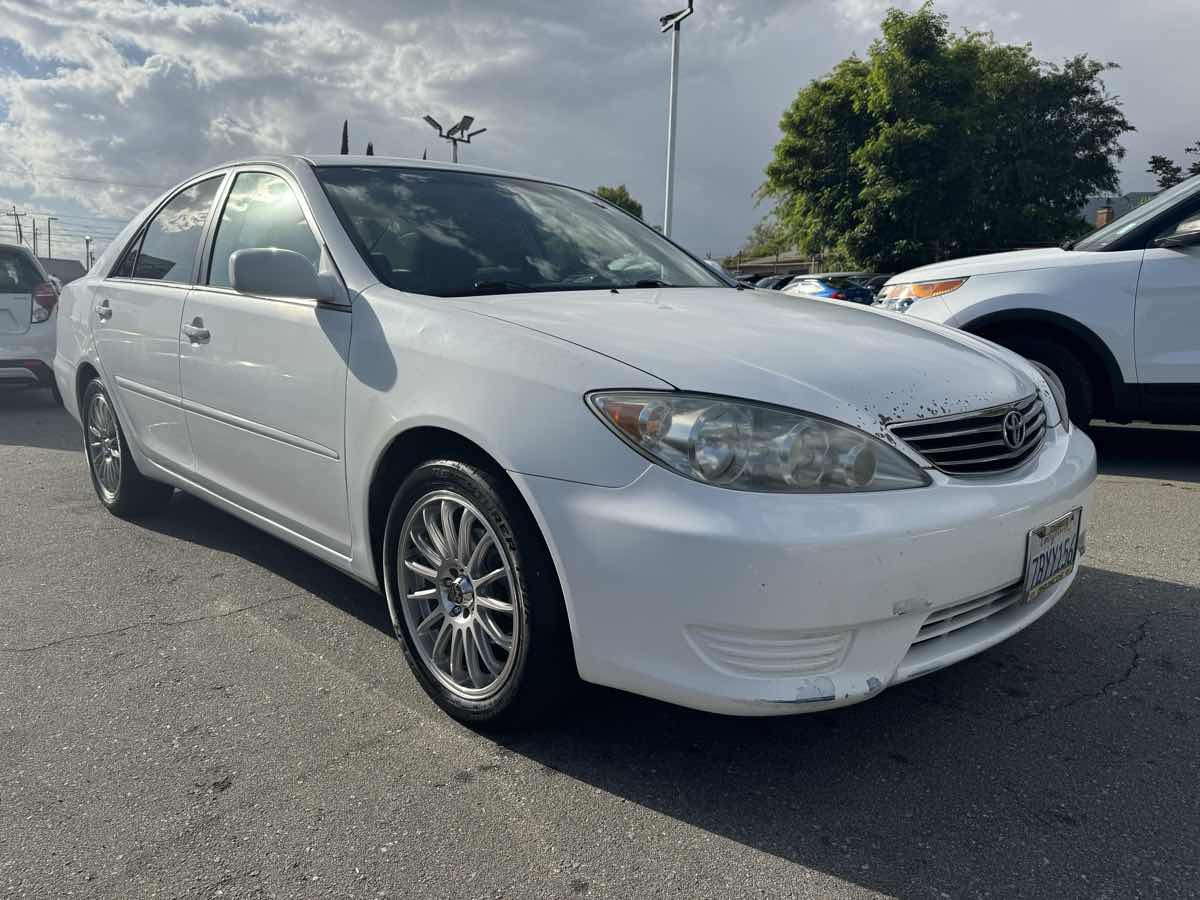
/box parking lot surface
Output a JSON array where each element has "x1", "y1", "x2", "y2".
[{"x1": 2, "y1": 388, "x2": 1198, "y2": 899}]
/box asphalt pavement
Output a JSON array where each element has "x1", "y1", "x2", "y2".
[{"x1": 1, "y1": 386, "x2": 1197, "y2": 899}]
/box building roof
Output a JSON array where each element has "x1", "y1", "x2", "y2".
[
  {"x1": 38, "y1": 257, "x2": 87, "y2": 284},
  {"x1": 1079, "y1": 191, "x2": 1158, "y2": 225}
]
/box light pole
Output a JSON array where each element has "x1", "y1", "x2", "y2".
[
  {"x1": 46, "y1": 216, "x2": 57, "y2": 258},
  {"x1": 423, "y1": 114, "x2": 488, "y2": 164},
  {"x1": 84, "y1": 236, "x2": 94, "y2": 268},
  {"x1": 659, "y1": 1, "x2": 693, "y2": 238}
]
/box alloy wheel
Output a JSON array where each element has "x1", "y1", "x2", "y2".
[
  {"x1": 87, "y1": 392, "x2": 122, "y2": 503},
  {"x1": 396, "y1": 490, "x2": 521, "y2": 701}
]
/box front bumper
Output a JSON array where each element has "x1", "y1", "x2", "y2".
[{"x1": 513, "y1": 424, "x2": 1096, "y2": 716}]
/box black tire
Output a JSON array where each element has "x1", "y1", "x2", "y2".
[
  {"x1": 1000, "y1": 335, "x2": 1094, "y2": 427},
  {"x1": 382, "y1": 459, "x2": 576, "y2": 729},
  {"x1": 81, "y1": 377, "x2": 173, "y2": 518}
]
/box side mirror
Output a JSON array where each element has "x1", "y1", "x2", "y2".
[
  {"x1": 1153, "y1": 226, "x2": 1200, "y2": 250},
  {"x1": 229, "y1": 248, "x2": 335, "y2": 302}
]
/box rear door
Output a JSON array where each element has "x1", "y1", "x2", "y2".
[
  {"x1": 0, "y1": 246, "x2": 39, "y2": 336},
  {"x1": 178, "y1": 167, "x2": 352, "y2": 556},
  {"x1": 92, "y1": 174, "x2": 226, "y2": 470}
]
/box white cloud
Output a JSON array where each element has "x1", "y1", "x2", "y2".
[{"x1": 0, "y1": 0, "x2": 1197, "y2": 264}]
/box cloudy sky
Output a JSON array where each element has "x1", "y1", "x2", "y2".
[{"x1": 1, "y1": 0, "x2": 1197, "y2": 264}]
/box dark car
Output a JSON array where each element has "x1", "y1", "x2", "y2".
[
  {"x1": 757, "y1": 272, "x2": 803, "y2": 291},
  {"x1": 781, "y1": 274, "x2": 877, "y2": 305}
]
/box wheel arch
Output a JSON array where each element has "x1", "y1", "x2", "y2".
[
  {"x1": 75, "y1": 360, "x2": 101, "y2": 412},
  {"x1": 366, "y1": 426, "x2": 550, "y2": 594},
  {"x1": 959, "y1": 308, "x2": 1131, "y2": 418}
]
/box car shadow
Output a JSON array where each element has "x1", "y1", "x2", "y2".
[
  {"x1": 139, "y1": 491, "x2": 392, "y2": 637},
  {"x1": 497, "y1": 565, "x2": 1198, "y2": 898},
  {"x1": 1090, "y1": 421, "x2": 1200, "y2": 483},
  {"x1": 0, "y1": 387, "x2": 80, "y2": 451}
]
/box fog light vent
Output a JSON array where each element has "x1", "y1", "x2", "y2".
[{"x1": 686, "y1": 625, "x2": 851, "y2": 678}]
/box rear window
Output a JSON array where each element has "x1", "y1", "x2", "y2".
[{"x1": 0, "y1": 249, "x2": 41, "y2": 293}]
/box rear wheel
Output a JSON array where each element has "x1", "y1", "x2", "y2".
[
  {"x1": 1000, "y1": 336, "x2": 1094, "y2": 427},
  {"x1": 383, "y1": 459, "x2": 576, "y2": 728},
  {"x1": 82, "y1": 378, "x2": 173, "y2": 517}
]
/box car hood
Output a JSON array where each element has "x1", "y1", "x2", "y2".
[
  {"x1": 888, "y1": 247, "x2": 1076, "y2": 283},
  {"x1": 451, "y1": 287, "x2": 1035, "y2": 439}
]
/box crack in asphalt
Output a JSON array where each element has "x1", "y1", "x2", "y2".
[
  {"x1": 0, "y1": 592, "x2": 306, "y2": 653},
  {"x1": 1010, "y1": 607, "x2": 1196, "y2": 725}
]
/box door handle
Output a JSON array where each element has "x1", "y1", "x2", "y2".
[
  {"x1": 96, "y1": 299, "x2": 112, "y2": 320},
  {"x1": 181, "y1": 318, "x2": 210, "y2": 344}
]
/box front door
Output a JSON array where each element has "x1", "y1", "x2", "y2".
[
  {"x1": 1135, "y1": 207, "x2": 1200, "y2": 416},
  {"x1": 178, "y1": 169, "x2": 353, "y2": 556},
  {"x1": 92, "y1": 174, "x2": 225, "y2": 469}
]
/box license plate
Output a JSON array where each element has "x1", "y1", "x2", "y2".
[{"x1": 1023, "y1": 508, "x2": 1082, "y2": 603}]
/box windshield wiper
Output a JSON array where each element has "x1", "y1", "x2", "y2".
[
  {"x1": 1060, "y1": 238, "x2": 1076, "y2": 251},
  {"x1": 629, "y1": 279, "x2": 672, "y2": 288},
  {"x1": 470, "y1": 280, "x2": 534, "y2": 295}
]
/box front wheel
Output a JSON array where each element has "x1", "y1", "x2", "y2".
[
  {"x1": 1001, "y1": 336, "x2": 1095, "y2": 428},
  {"x1": 81, "y1": 378, "x2": 173, "y2": 517},
  {"x1": 383, "y1": 459, "x2": 576, "y2": 728}
]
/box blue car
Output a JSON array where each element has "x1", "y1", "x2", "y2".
[{"x1": 781, "y1": 273, "x2": 878, "y2": 305}]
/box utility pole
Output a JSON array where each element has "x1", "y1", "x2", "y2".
[
  {"x1": 31, "y1": 218, "x2": 38, "y2": 257},
  {"x1": 84, "y1": 236, "x2": 94, "y2": 268},
  {"x1": 46, "y1": 217, "x2": 58, "y2": 258},
  {"x1": 659, "y1": 1, "x2": 694, "y2": 238},
  {"x1": 6, "y1": 207, "x2": 25, "y2": 247}
]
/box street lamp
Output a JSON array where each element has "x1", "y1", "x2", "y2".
[
  {"x1": 423, "y1": 114, "x2": 488, "y2": 164},
  {"x1": 659, "y1": 0, "x2": 693, "y2": 238}
]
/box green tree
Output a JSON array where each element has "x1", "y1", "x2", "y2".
[
  {"x1": 1147, "y1": 141, "x2": 1200, "y2": 189},
  {"x1": 760, "y1": 4, "x2": 1133, "y2": 270},
  {"x1": 737, "y1": 217, "x2": 789, "y2": 258},
  {"x1": 595, "y1": 184, "x2": 643, "y2": 219}
]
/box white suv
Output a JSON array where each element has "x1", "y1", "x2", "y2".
[
  {"x1": 0, "y1": 243, "x2": 61, "y2": 401},
  {"x1": 877, "y1": 175, "x2": 1200, "y2": 426}
]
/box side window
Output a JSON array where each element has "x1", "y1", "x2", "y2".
[
  {"x1": 110, "y1": 234, "x2": 141, "y2": 278},
  {"x1": 133, "y1": 176, "x2": 223, "y2": 283},
  {"x1": 207, "y1": 172, "x2": 321, "y2": 288},
  {"x1": 1166, "y1": 209, "x2": 1200, "y2": 239}
]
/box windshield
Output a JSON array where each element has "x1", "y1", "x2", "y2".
[
  {"x1": 316, "y1": 166, "x2": 724, "y2": 297},
  {"x1": 1074, "y1": 176, "x2": 1200, "y2": 251}
]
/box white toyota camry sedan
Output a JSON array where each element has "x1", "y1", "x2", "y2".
[{"x1": 55, "y1": 156, "x2": 1096, "y2": 727}]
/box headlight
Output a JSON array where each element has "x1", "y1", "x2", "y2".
[
  {"x1": 587, "y1": 392, "x2": 931, "y2": 493},
  {"x1": 1028, "y1": 362, "x2": 1071, "y2": 432},
  {"x1": 873, "y1": 278, "x2": 968, "y2": 312}
]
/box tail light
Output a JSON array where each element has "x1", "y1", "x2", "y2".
[
  {"x1": 829, "y1": 290, "x2": 846, "y2": 300},
  {"x1": 31, "y1": 282, "x2": 58, "y2": 324}
]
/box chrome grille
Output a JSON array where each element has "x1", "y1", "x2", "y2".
[
  {"x1": 889, "y1": 394, "x2": 1046, "y2": 476},
  {"x1": 910, "y1": 581, "x2": 1024, "y2": 646}
]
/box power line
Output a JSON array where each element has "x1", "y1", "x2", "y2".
[
  {"x1": 0, "y1": 167, "x2": 168, "y2": 191},
  {"x1": 23, "y1": 210, "x2": 128, "y2": 224}
]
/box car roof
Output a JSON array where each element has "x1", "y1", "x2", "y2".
[
  {"x1": 0, "y1": 242, "x2": 37, "y2": 259},
  {"x1": 193, "y1": 154, "x2": 555, "y2": 190}
]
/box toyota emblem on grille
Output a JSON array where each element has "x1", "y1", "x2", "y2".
[{"x1": 1002, "y1": 409, "x2": 1026, "y2": 449}]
